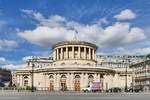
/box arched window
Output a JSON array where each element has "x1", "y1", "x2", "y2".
[
  {"x1": 24, "y1": 76, "x2": 28, "y2": 79},
  {"x1": 88, "y1": 75, "x2": 94, "y2": 82},
  {"x1": 49, "y1": 75, "x2": 54, "y2": 79},
  {"x1": 60, "y1": 75, "x2": 67, "y2": 79},
  {"x1": 24, "y1": 80, "x2": 28, "y2": 86},
  {"x1": 74, "y1": 75, "x2": 81, "y2": 79}
]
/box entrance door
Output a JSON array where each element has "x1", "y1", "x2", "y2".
[
  {"x1": 49, "y1": 80, "x2": 54, "y2": 91},
  {"x1": 74, "y1": 80, "x2": 80, "y2": 91},
  {"x1": 60, "y1": 80, "x2": 67, "y2": 91}
]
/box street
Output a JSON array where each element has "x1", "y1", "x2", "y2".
[{"x1": 0, "y1": 92, "x2": 150, "y2": 100}]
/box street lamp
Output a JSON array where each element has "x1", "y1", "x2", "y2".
[{"x1": 28, "y1": 56, "x2": 38, "y2": 92}]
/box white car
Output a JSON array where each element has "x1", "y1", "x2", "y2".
[{"x1": 82, "y1": 87, "x2": 92, "y2": 92}]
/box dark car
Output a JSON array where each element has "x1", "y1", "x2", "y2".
[
  {"x1": 108, "y1": 87, "x2": 122, "y2": 93},
  {"x1": 126, "y1": 85, "x2": 143, "y2": 93},
  {"x1": 128, "y1": 87, "x2": 143, "y2": 93}
]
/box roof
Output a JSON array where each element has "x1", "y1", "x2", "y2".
[
  {"x1": 130, "y1": 60, "x2": 150, "y2": 68},
  {"x1": 52, "y1": 40, "x2": 98, "y2": 49}
]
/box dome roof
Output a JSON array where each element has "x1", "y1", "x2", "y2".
[{"x1": 52, "y1": 40, "x2": 97, "y2": 49}]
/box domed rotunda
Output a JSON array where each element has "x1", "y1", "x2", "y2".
[{"x1": 15, "y1": 39, "x2": 119, "y2": 92}]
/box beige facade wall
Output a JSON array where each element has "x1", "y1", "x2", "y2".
[{"x1": 16, "y1": 65, "x2": 132, "y2": 91}]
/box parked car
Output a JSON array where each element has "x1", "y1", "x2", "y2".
[
  {"x1": 128, "y1": 87, "x2": 143, "y2": 93},
  {"x1": 107, "y1": 87, "x2": 122, "y2": 93},
  {"x1": 82, "y1": 82, "x2": 102, "y2": 92}
]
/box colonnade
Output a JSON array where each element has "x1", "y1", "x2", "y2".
[{"x1": 53, "y1": 46, "x2": 96, "y2": 61}]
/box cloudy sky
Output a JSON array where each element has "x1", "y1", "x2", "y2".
[{"x1": 0, "y1": 0, "x2": 150, "y2": 69}]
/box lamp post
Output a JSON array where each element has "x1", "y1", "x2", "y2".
[{"x1": 28, "y1": 56, "x2": 38, "y2": 92}]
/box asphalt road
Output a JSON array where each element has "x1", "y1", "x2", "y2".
[{"x1": 0, "y1": 92, "x2": 150, "y2": 100}]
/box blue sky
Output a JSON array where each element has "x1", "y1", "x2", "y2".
[{"x1": 0, "y1": 0, "x2": 150, "y2": 68}]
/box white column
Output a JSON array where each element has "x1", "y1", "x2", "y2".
[
  {"x1": 54, "y1": 73, "x2": 57, "y2": 90},
  {"x1": 84, "y1": 47, "x2": 86, "y2": 59},
  {"x1": 66, "y1": 47, "x2": 68, "y2": 59},
  {"x1": 80, "y1": 73, "x2": 84, "y2": 88},
  {"x1": 84, "y1": 73, "x2": 88, "y2": 87},
  {"x1": 56, "y1": 49, "x2": 59, "y2": 60},
  {"x1": 20, "y1": 75, "x2": 23, "y2": 86},
  {"x1": 17, "y1": 75, "x2": 20, "y2": 86},
  {"x1": 70, "y1": 73, "x2": 74, "y2": 91},
  {"x1": 78, "y1": 47, "x2": 81, "y2": 59},
  {"x1": 94, "y1": 49, "x2": 96, "y2": 60},
  {"x1": 89, "y1": 48, "x2": 91, "y2": 60},
  {"x1": 56, "y1": 74, "x2": 60, "y2": 91},
  {"x1": 60, "y1": 48, "x2": 63, "y2": 60},
  {"x1": 45, "y1": 74, "x2": 49, "y2": 90},
  {"x1": 72, "y1": 46, "x2": 74, "y2": 59},
  {"x1": 66, "y1": 73, "x2": 70, "y2": 90},
  {"x1": 92, "y1": 49, "x2": 94, "y2": 60}
]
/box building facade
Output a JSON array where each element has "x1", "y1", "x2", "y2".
[
  {"x1": 130, "y1": 60, "x2": 150, "y2": 91},
  {"x1": 15, "y1": 39, "x2": 133, "y2": 91}
]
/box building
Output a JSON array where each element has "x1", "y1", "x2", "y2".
[
  {"x1": 0, "y1": 68, "x2": 12, "y2": 87},
  {"x1": 97, "y1": 55, "x2": 145, "y2": 68},
  {"x1": 130, "y1": 59, "x2": 150, "y2": 92},
  {"x1": 15, "y1": 39, "x2": 133, "y2": 91}
]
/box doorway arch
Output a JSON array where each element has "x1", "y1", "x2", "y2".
[
  {"x1": 74, "y1": 75, "x2": 81, "y2": 91},
  {"x1": 49, "y1": 75, "x2": 54, "y2": 91},
  {"x1": 88, "y1": 75, "x2": 94, "y2": 85},
  {"x1": 60, "y1": 75, "x2": 67, "y2": 91}
]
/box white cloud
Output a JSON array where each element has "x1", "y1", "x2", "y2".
[
  {"x1": 0, "y1": 57, "x2": 8, "y2": 64},
  {"x1": 114, "y1": 9, "x2": 136, "y2": 20},
  {"x1": 101, "y1": 47, "x2": 150, "y2": 55},
  {"x1": 2, "y1": 64, "x2": 26, "y2": 70},
  {"x1": 0, "y1": 39, "x2": 18, "y2": 51},
  {"x1": 18, "y1": 10, "x2": 146, "y2": 48},
  {"x1": 130, "y1": 48, "x2": 150, "y2": 55},
  {"x1": 22, "y1": 56, "x2": 33, "y2": 62},
  {"x1": 96, "y1": 17, "x2": 109, "y2": 25},
  {"x1": 18, "y1": 26, "x2": 75, "y2": 47}
]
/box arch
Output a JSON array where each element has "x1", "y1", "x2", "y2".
[
  {"x1": 88, "y1": 75, "x2": 94, "y2": 83},
  {"x1": 49, "y1": 75, "x2": 54, "y2": 79},
  {"x1": 74, "y1": 75, "x2": 81, "y2": 79},
  {"x1": 74, "y1": 75, "x2": 81, "y2": 92},
  {"x1": 24, "y1": 76, "x2": 28, "y2": 79},
  {"x1": 60, "y1": 75, "x2": 67, "y2": 91},
  {"x1": 49, "y1": 75, "x2": 54, "y2": 91},
  {"x1": 60, "y1": 75, "x2": 67, "y2": 79},
  {"x1": 88, "y1": 75, "x2": 94, "y2": 79},
  {"x1": 49, "y1": 80, "x2": 54, "y2": 91}
]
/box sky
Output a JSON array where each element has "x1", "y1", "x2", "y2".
[{"x1": 0, "y1": 0, "x2": 150, "y2": 69}]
